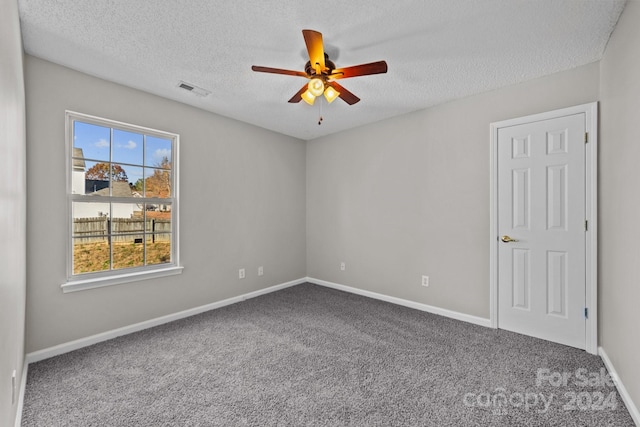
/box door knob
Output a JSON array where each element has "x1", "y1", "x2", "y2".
[{"x1": 501, "y1": 235, "x2": 519, "y2": 243}]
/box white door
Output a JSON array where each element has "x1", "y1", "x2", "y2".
[{"x1": 497, "y1": 113, "x2": 586, "y2": 349}]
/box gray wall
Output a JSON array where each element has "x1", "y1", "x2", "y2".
[
  {"x1": 0, "y1": 0, "x2": 27, "y2": 425},
  {"x1": 599, "y1": 0, "x2": 640, "y2": 411},
  {"x1": 307, "y1": 62, "x2": 599, "y2": 318},
  {"x1": 25, "y1": 56, "x2": 307, "y2": 352}
]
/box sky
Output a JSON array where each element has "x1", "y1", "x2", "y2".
[{"x1": 73, "y1": 120, "x2": 172, "y2": 186}]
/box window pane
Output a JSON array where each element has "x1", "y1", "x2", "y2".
[
  {"x1": 72, "y1": 202, "x2": 110, "y2": 275},
  {"x1": 109, "y1": 164, "x2": 140, "y2": 198},
  {"x1": 71, "y1": 156, "x2": 87, "y2": 195},
  {"x1": 73, "y1": 237, "x2": 110, "y2": 274},
  {"x1": 83, "y1": 161, "x2": 110, "y2": 196},
  {"x1": 144, "y1": 167, "x2": 171, "y2": 198},
  {"x1": 74, "y1": 121, "x2": 110, "y2": 162},
  {"x1": 145, "y1": 136, "x2": 172, "y2": 166},
  {"x1": 145, "y1": 204, "x2": 171, "y2": 231},
  {"x1": 72, "y1": 202, "x2": 111, "y2": 232},
  {"x1": 112, "y1": 129, "x2": 143, "y2": 165},
  {"x1": 146, "y1": 234, "x2": 171, "y2": 265},
  {"x1": 127, "y1": 165, "x2": 144, "y2": 196},
  {"x1": 111, "y1": 203, "x2": 143, "y2": 224},
  {"x1": 112, "y1": 235, "x2": 144, "y2": 270}
]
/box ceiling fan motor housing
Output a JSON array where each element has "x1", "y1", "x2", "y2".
[{"x1": 305, "y1": 53, "x2": 336, "y2": 76}]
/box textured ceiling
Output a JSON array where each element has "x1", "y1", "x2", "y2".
[{"x1": 18, "y1": 0, "x2": 626, "y2": 140}]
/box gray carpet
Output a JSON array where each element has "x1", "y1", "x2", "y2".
[{"x1": 22, "y1": 283, "x2": 634, "y2": 426}]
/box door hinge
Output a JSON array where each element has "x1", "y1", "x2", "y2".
[
  {"x1": 584, "y1": 307, "x2": 589, "y2": 319},
  {"x1": 585, "y1": 132, "x2": 589, "y2": 143},
  {"x1": 585, "y1": 220, "x2": 588, "y2": 231}
]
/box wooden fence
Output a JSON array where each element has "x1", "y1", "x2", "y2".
[{"x1": 73, "y1": 217, "x2": 171, "y2": 244}]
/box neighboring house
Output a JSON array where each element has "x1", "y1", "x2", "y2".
[
  {"x1": 84, "y1": 179, "x2": 109, "y2": 194},
  {"x1": 88, "y1": 181, "x2": 135, "y2": 197},
  {"x1": 71, "y1": 148, "x2": 140, "y2": 219},
  {"x1": 71, "y1": 148, "x2": 86, "y2": 195},
  {"x1": 85, "y1": 181, "x2": 138, "y2": 219}
]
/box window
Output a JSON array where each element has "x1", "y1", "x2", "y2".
[{"x1": 64, "y1": 111, "x2": 181, "y2": 292}]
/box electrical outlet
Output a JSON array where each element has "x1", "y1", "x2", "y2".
[
  {"x1": 239, "y1": 268, "x2": 245, "y2": 279},
  {"x1": 340, "y1": 262, "x2": 346, "y2": 271},
  {"x1": 258, "y1": 266, "x2": 264, "y2": 276},
  {"x1": 422, "y1": 275, "x2": 429, "y2": 287}
]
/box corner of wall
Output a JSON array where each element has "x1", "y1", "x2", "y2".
[{"x1": 0, "y1": 0, "x2": 28, "y2": 425}]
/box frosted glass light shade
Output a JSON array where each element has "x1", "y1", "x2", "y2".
[
  {"x1": 323, "y1": 85, "x2": 340, "y2": 103},
  {"x1": 308, "y1": 78, "x2": 325, "y2": 97},
  {"x1": 301, "y1": 90, "x2": 316, "y2": 105}
]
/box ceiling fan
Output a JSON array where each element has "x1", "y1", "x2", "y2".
[{"x1": 251, "y1": 29, "x2": 388, "y2": 106}]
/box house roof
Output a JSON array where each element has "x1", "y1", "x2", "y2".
[
  {"x1": 18, "y1": 0, "x2": 626, "y2": 140},
  {"x1": 88, "y1": 181, "x2": 133, "y2": 198}
]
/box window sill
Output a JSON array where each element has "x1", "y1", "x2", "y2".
[{"x1": 61, "y1": 266, "x2": 184, "y2": 293}]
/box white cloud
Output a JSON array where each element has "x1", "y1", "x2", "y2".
[
  {"x1": 154, "y1": 148, "x2": 171, "y2": 162},
  {"x1": 116, "y1": 140, "x2": 137, "y2": 150},
  {"x1": 95, "y1": 138, "x2": 109, "y2": 148}
]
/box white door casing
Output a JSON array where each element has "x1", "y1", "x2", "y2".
[{"x1": 490, "y1": 102, "x2": 598, "y2": 354}]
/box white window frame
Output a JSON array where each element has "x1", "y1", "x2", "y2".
[{"x1": 62, "y1": 111, "x2": 182, "y2": 293}]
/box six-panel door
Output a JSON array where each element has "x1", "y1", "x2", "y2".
[{"x1": 497, "y1": 113, "x2": 586, "y2": 349}]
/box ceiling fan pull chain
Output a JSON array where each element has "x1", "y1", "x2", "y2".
[{"x1": 318, "y1": 98, "x2": 323, "y2": 125}]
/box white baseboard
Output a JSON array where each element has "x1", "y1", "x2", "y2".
[
  {"x1": 26, "y1": 277, "x2": 306, "y2": 364},
  {"x1": 14, "y1": 359, "x2": 27, "y2": 427},
  {"x1": 25, "y1": 276, "x2": 491, "y2": 364},
  {"x1": 599, "y1": 346, "x2": 640, "y2": 426},
  {"x1": 306, "y1": 277, "x2": 492, "y2": 328}
]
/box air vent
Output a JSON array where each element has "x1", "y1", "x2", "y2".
[{"x1": 177, "y1": 81, "x2": 211, "y2": 97}]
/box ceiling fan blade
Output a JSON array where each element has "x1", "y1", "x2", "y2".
[
  {"x1": 251, "y1": 65, "x2": 308, "y2": 78},
  {"x1": 288, "y1": 85, "x2": 308, "y2": 103},
  {"x1": 302, "y1": 29, "x2": 325, "y2": 73},
  {"x1": 327, "y1": 81, "x2": 360, "y2": 105},
  {"x1": 330, "y1": 61, "x2": 388, "y2": 79}
]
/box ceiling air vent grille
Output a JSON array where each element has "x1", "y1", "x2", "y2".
[{"x1": 177, "y1": 81, "x2": 211, "y2": 97}]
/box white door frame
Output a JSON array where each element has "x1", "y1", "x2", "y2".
[{"x1": 489, "y1": 102, "x2": 598, "y2": 354}]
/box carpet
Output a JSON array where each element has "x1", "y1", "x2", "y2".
[{"x1": 21, "y1": 283, "x2": 635, "y2": 426}]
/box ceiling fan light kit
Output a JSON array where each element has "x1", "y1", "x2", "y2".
[
  {"x1": 252, "y1": 29, "x2": 388, "y2": 112},
  {"x1": 300, "y1": 78, "x2": 340, "y2": 105}
]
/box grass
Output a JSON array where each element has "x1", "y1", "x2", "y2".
[{"x1": 73, "y1": 240, "x2": 171, "y2": 274}]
